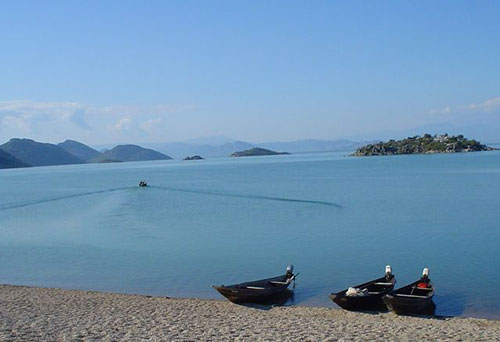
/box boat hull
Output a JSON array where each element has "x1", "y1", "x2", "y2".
[
  {"x1": 213, "y1": 286, "x2": 292, "y2": 304},
  {"x1": 329, "y1": 293, "x2": 389, "y2": 311},
  {"x1": 383, "y1": 294, "x2": 435, "y2": 315},
  {"x1": 213, "y1": 273, "x2": 293, "y2": 304}
]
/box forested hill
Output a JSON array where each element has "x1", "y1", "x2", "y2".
[{"x1": 352, "y1": 134, "x2": 496, "y2": 156}]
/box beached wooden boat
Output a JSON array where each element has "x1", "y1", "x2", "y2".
[
  {"x1": 329, "y1": 266, "x2": 396, "y2": 311},
  {"x1": 329, "y1": 275, "x2": 396, "y2": 311},
  {"x1": 213, "y1": 266, "x2": 296, "y2": 304},
  {"x1": 383, "y1": 270, "x2": 435, "y2": 315}
]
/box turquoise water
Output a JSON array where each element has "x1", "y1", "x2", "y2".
[{"x1": 1, "y1": 151, "x2": 500, "y2": 318}]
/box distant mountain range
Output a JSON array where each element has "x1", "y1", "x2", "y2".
[
  {"x1": 1, "y1": 138, "x2": 84, "y2": 167},
  {"x1": 259, "y1": 139, "x2": 368, "y2": 154},
  {"x1": 0, "y1": 138, "x2": 172, "y2": 169},
  {"x1": 0, "y1": 136, "x2": 370, "y2": 169},
  {"x1": 140, "y1": 138, "x2": 369, "y2": 158},
  {"x1": 139, "y1": 140, "x2": 254, "y2": 159}
]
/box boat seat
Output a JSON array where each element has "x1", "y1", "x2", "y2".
[
  {"x1": 245, "y1": 286, "x2": 266, "y2": 290},
  {"x1": 373, "y1": 282, "x2": 393, "y2": 286},
  {"x1": 395, "y1": 294, "x2": 428, "y2": 298},
  {"x1": 368, "y1": 291, "x2": 383, "y2": 295}
]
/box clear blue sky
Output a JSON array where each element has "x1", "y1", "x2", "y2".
[{"x1": 1, "y1": 1, "x2": 499, "y2": 144}]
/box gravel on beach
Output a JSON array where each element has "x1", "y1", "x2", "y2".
[{"x1": 1, "y1": 284, "x2": 499, "y2": 341}]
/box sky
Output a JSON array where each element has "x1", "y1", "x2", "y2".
[{"x1": 1, "y1": 1, "x2": 499, "y2": 145}]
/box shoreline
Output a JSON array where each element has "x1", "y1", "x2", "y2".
[
  {"x1": 2, "y1": 284, "x2": 500, "y2": 341},
  {"x1": 4, "y1": 282, "x2": 499, "y2": 321}
]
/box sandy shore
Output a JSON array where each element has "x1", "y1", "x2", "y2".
[{"x1": 1, "y1": 285, "x2": 499, "y2": 341}]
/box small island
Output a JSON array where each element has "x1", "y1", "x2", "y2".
[
  {"x1": 231, "y1": 147, "x2": 290, "y2": 157},
  {"x1": 352, "y1": 134, "x2": 497, "y2": 156},
  {"x1": 183, "y1": 155, "x2": 204, "y2": 161}
]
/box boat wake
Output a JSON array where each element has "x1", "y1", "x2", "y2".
[
  {"x1": 0, "y1": 185, "x2": 341, "y2": 211},
  {"x1": 151, "y1": 185, "x2": 341, "y2": 208},
  {"x1": 0, "y1": 187, "x2": 135, "y2": 211}
]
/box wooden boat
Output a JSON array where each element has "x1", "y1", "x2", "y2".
[
  {"x1": 213, "y1": 265, "x2": 297, "y2": 304},
  {"x1": 329, "y1": 266, "x2": 396, "y2": 311},
  {"x1": 383, "y1": 268, "x2": 435, "y2": 315}
]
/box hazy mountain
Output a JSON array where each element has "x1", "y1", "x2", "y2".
[
  {"x1": 0, "y1": 149, "x2": 31, "y2": 169},
  {"x1": 96, "y1": 138, "x2": 372, "y2": 159},
  {"x1": 143, "y1": 138, "x2": 367, "y2": 158},
  {"x1": 142, "y1": 140, "x2": 255, "y2": 158},
  {"x1": 92, "y1": 144, "x2": 172, "y2": 162},
  {"x1": 138, "y1": 142, "x2": 203, "y2": 159},
  {"x1": 194, "y1": 141, "x2": 255, "y2": 157},
  {"x1": 183, "y1": 136, "x2": 235, "y2": 146},
  {"x1": 0, "y1": 137, "x2": 368, "y2": 168},
  {"x1": 258, "y1": 139, "x2": 369, "y2": 153},
  {"x1": 0, "y1": 138, "x2": 84, "y2": 167},
  {"x1": 58, "y1": 139, "x2": 101, "y2": 162}
]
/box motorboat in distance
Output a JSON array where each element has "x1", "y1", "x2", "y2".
[
  {"x1": 213, "y1": 265, "x2": 297, "y2": 304},
  {"x1": 329, "y1": 265, "x2": 396, "y2": 311}
]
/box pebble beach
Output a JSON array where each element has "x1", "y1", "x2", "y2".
[{"x1": 1, "y1": 284, "x2": 500, "y2": 341}]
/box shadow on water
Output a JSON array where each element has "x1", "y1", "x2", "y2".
[{"x1": 151, "y1": 185, "x2": 341, "y2": 208}]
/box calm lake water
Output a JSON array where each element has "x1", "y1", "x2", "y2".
[{"x1": 1, "y1": 150, "x2": 500, "y2": 318}]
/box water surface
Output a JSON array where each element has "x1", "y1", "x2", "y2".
[{"x1": 1, "y1": 151, "x2": 499, "y2": 318}]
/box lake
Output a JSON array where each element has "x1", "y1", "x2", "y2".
[{"x1": 1, "y1": 150, "x2": 499, "y2": 318}]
